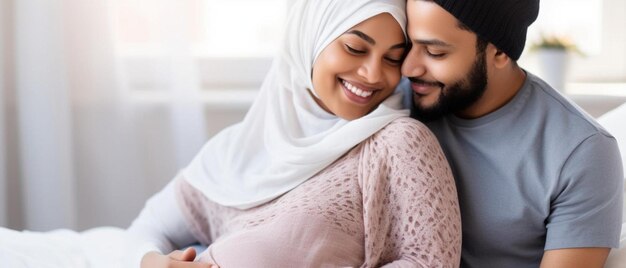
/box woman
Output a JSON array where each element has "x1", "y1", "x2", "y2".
[{"x1": 129, "y1": 0, "x2": 461, "y2": 267}]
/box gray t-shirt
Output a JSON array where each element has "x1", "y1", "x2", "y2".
[{"x1": 403, "y1": 72, "x2": 624, "y2": 268}]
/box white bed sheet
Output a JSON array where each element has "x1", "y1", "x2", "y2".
[
  {"x1": 1, "y1": 221, "x2": 625, "y2": 267},
  {"x1": 0, "y1": 226, "x2": 143, "y2": 268}
]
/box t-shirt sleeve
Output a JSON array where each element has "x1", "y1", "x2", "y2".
[{"x1": 545, "y1": 132, "x2": 624, "y2": 250}]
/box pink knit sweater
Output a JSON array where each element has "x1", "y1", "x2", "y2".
[{"x1": 175, "y1": 118, "x2": 461, "y2": 267}]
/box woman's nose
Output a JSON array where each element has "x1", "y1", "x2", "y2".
[{"x1": 357, "y1": 58, "x2": 383, "y2": 84}]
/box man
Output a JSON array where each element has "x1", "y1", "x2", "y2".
[{"x1": 400, "y1": 0, "x2": 624, "y2": 267}]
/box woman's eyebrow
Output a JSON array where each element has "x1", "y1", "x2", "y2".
[
  {"x1": 346, "y1": 30, "x2": 375, "y2": 45},
  {"x1": 347, "y1": 30, "x2": 406, "y2": 50}
]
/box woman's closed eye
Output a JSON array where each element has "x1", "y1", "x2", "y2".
[{"x1": 345, "y1": 44, "x2": 366, "y2": 54}]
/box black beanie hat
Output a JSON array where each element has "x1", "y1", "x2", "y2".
[{"x1": 432, "y1": 0, "x2": 539, "y2": 60}]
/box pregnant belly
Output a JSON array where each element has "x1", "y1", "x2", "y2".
[{"x1": 197, "y1": 214, "x2": 364, "y2": 268}]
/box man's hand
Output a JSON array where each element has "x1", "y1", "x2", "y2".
[{"x1": 141, "y1": 247, "x2": 219, "y2": 268}]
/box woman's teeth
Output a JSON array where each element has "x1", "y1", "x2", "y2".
[{"x1": 342, "y1": 80, "x2": 373, "y2": 98}]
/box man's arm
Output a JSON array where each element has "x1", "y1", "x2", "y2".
[
  {"x1": 540, "y1": 248, "x2": 610, "y2": 268},
  {"x1": 542, "y1": 132, "x2": 622, "y2": 267}
]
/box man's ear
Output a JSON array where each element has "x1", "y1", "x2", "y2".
[{"x1": 491, "y1": 46, "x2": 511, "y2": 69}]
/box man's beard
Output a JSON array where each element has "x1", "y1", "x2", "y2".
[{"x1": 410, "y1": 53, "x2": 488, "y2": 122}]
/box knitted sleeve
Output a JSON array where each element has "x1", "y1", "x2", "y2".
[{"x1": 358, "y1": 117, "x2": 461, "y2": 268}]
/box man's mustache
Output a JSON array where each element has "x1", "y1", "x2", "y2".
[{"x1": 408, "y1": 77, "x2": 445, "y2": 89}]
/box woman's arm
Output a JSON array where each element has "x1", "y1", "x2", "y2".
[
  {"x1": 126, "y1": 176, "x2": 199, "y2": 267},
  {"x1": 359, "y1": 118, "x2": 461, "y2": 268}
]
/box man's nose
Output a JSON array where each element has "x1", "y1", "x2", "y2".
[{"x1": 401, "y1": 48, "x2": 426, "y2": 78}]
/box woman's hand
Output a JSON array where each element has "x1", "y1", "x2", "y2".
[{"x1": 141, "y1": 247, "x2": 218, "y2": 268}]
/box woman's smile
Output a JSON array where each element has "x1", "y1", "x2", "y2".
[{"x1": 340, "y1": 78, "x2": 377, "y2": 104}]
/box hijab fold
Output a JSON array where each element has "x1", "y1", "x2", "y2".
[{"x1": 183, "y1": 0, "x2": 408, "y2": 209}]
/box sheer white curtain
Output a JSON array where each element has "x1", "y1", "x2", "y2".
[
  {"x1": 0, "y1": 0, "x2": 221, "y2": 231},
  {"x1": 0, "y1": 0, "x2": 7, "y2": 227}
]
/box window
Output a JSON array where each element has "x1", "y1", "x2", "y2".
[
  {"x1": 113, "y1": 0, "x2": 288, "y2": 102},
  {"x1": 113, "y1": 0, "x2": 625, "y2": 96},
  {"x1": 521, "y1": 0, "x2": 626, "y2": 84},
  {"x1": 527, "y1": 0, "x2": 602, "y2": 55}
]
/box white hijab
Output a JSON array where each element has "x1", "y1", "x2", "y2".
[{"x1": 183, "y1": 0, "x2": 408, "y2": 209}]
